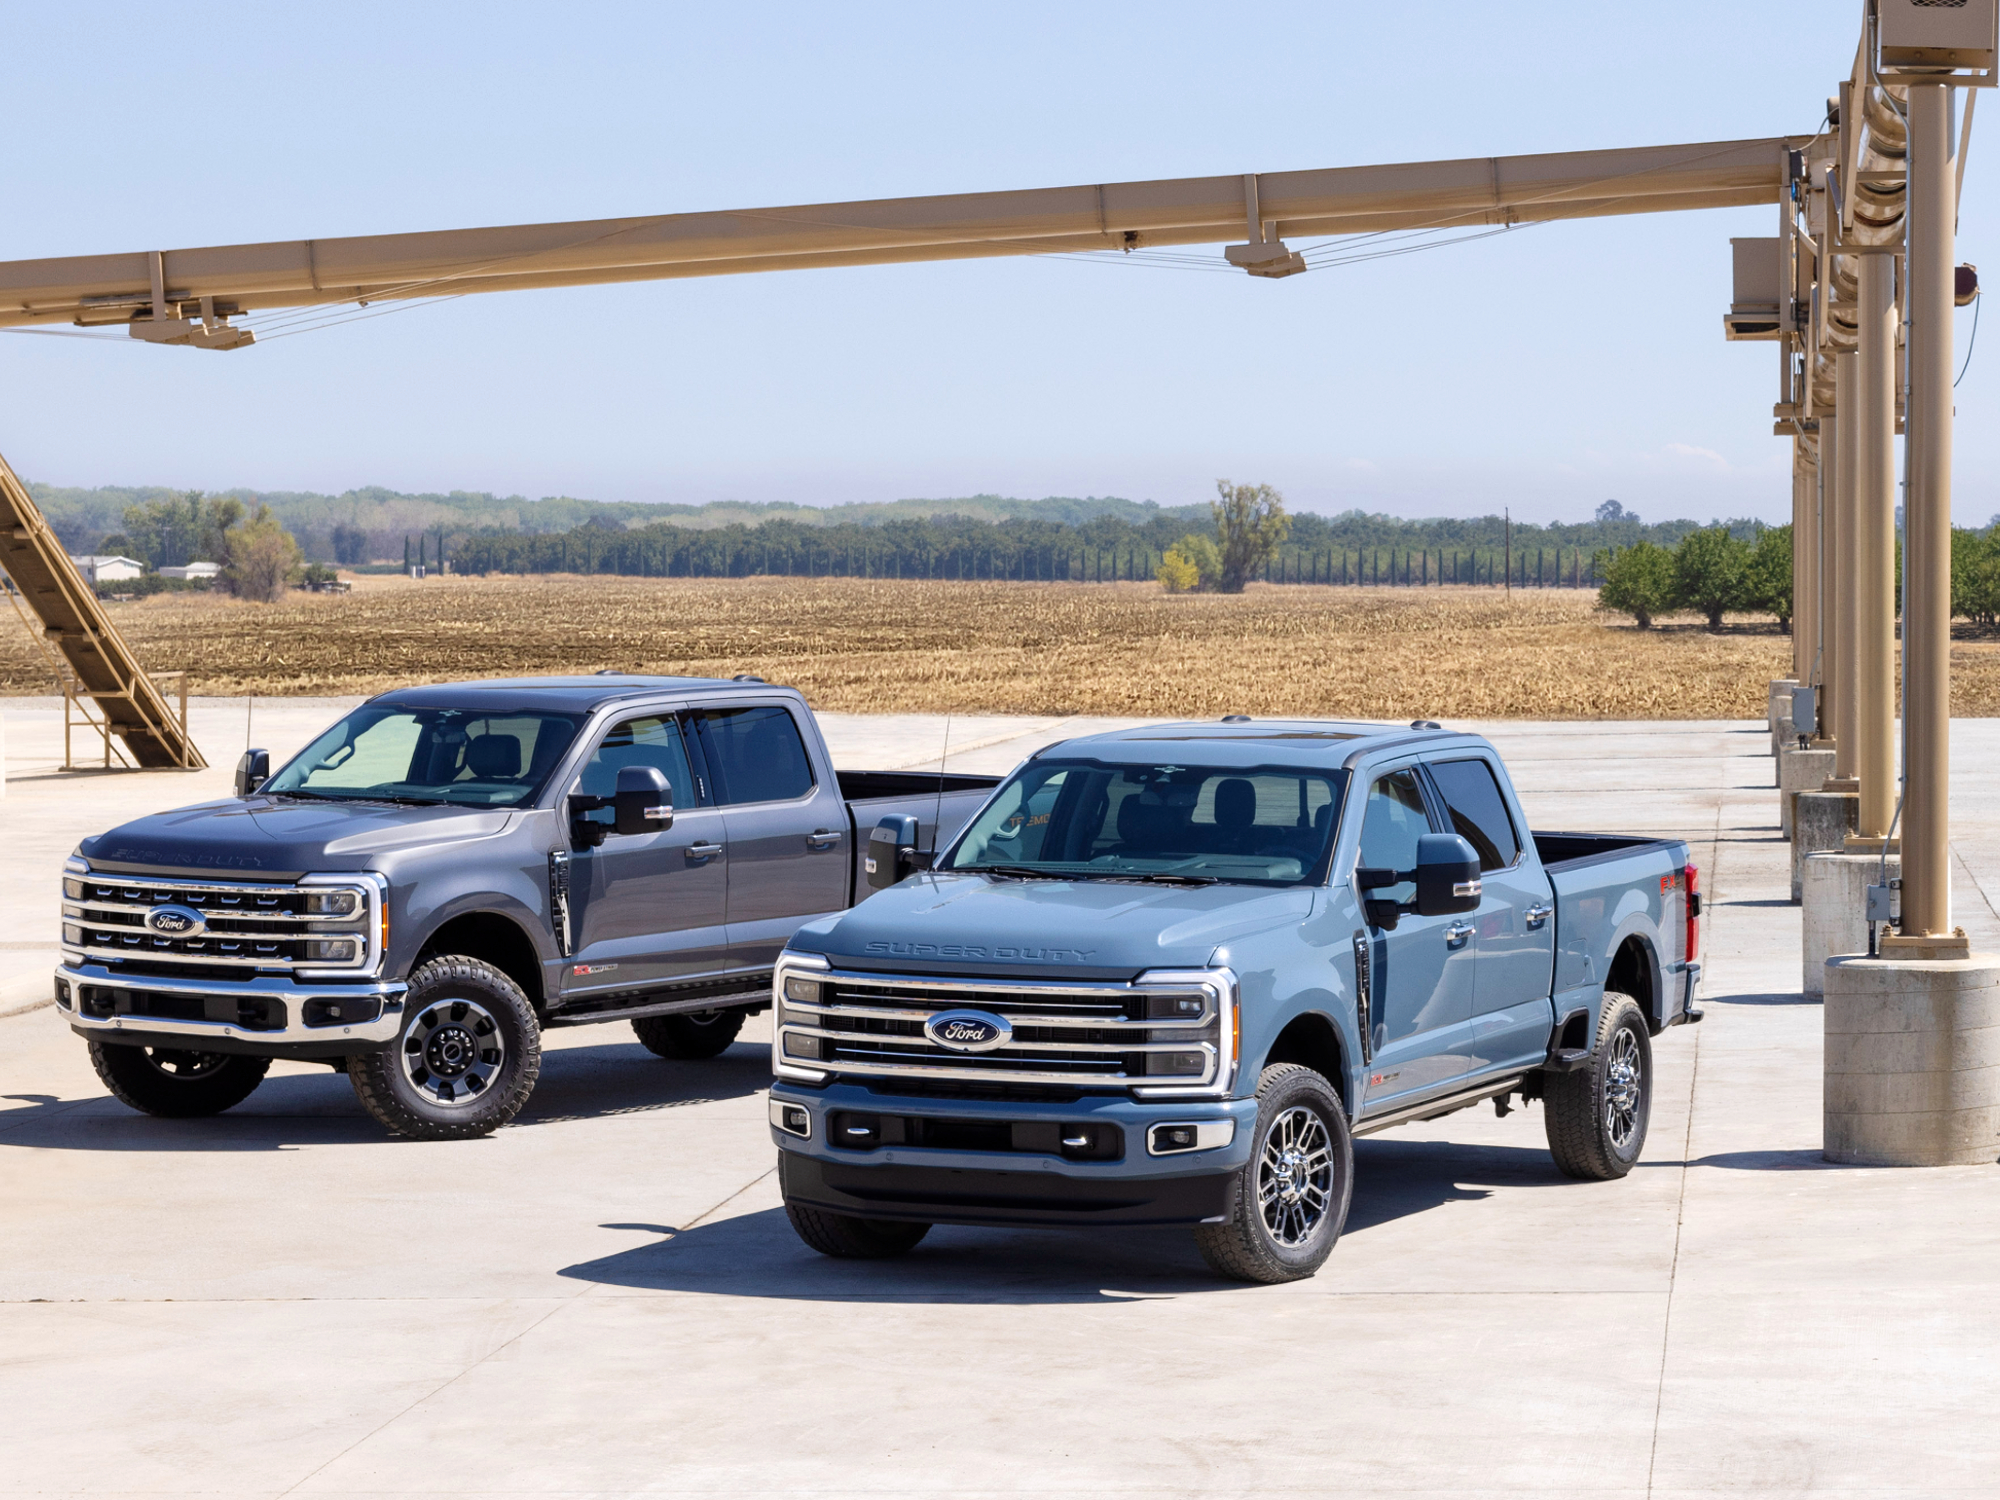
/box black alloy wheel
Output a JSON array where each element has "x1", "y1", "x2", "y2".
[{"x1": 89, "y1": 1041, "x2": 270, "y2": 1118}]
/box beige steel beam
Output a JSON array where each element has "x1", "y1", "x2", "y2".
[
  {"x1": 0, "y1": 139, "x2": 1796, "y2": 331},
  {"x1": 1897, "y1": 84, "x2": 1958, "y2": 944},
  {"x1": 0, "y1": 452, "x2": 205, "y2": 769},
  {"x1": 1853, "y1": 252, "x2": 1898, "y2": 840}
]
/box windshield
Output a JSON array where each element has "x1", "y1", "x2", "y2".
[
  {"x1": 263, "y1": 707, "x2": 584, "y2": 807},
  {"x1": 943, "y1": 758, "x2": 1346, "y2": 885}
]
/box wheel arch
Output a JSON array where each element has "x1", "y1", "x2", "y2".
[
  {"x1": 415, "y1": 910, "x2": 548, "y2": 1010},
  {"x1": 1605, "y1": 933, "x2": 1663, "y2": 1031},
  {"x1": 1258, "y1": 1010, "x2": 1353, "y2": 1120}
]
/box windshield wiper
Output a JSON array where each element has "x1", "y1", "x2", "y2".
[
  {"x1": 1124, "y1": 872, "x2": 1218, "y2": 886},
  {"x1": 972, "y1": 864, "x2": 1078, "y2": 881}
]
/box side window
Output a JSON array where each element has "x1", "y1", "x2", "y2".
[
  {"x1": 1358, "y1": 770, "x2": 1431, "y2": 904},
  {"x1": 699, "y1": 705, "x2": 816, "y2": 805},
  {"x1": 577, "y1": 716, "x2": 697, "y2": 823},
  {"x1": 1427, "y1": 758, "x2": 1521, "y2": 872}
]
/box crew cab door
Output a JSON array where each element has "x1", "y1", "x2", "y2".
[
  {"x1": 562, "y1": 711, "x2": 730, "y2": 997},
  {"x1": 1355, "y1": 767, "x2": 1476, "y2": 1109},
  {"x1": 692, "y1": 702, "x2": 850, "y2": 969},
  {"x1": 1424, "y1": 755, "x2": 1556, "y2": 1076}
]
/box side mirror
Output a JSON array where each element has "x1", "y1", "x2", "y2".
[
  {"x1": 613, "y1": 766, "x2": 673, "y2": 836},
  {"x1": 1414, "y1": 833, "x2": 1483, "y2": 917},
  {"x1": 866, "y1": 814, "x2": 921, "y2": 891},
  {"x1": 235, "y1": 748, "x2": 270, "y2": 797}
]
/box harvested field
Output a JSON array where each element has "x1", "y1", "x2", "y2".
[{"x1": 8, "y1": 574, "x2": 1994, "y2": 719}]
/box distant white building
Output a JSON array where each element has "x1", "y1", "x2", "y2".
[
  {"x1": 157, "y1": 562, "x2": 222, "y2": 580},
  {"x1": 69, "y1": 555, "x2": 145, "y2": 584}
]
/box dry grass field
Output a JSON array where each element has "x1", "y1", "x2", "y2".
[{"x1": 8, "y1": 574, "x2": 1998, "y2": 719}]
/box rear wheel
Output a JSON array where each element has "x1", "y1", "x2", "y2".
[
  {"x1": 631, "y1": 1007, "x2": 746, "y2": 1060},
  {"x1": 1544, "y1": 992, "x2": 1652, "y2": 1180},
  {"x1": 784, "y1": 1201, "x2": 931, "y2": 1259},
  {"x1": 1193, "y1": 1063, "x2": 1354, "y2": 1284},
  {"x1": 89, "y1": 1041, "x2": 269, "y2": 1118},
  {"x1": 349, "y1": 956, "x2": 540, "y2": 1140}
]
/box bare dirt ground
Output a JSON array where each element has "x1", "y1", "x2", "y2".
[{"x1": 8, "y1": 573, "x2": 1989, "y2": 719}]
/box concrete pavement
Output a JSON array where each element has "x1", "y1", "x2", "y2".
[{"x1": 2, "y1": 698, "x2": 1998, "y2": 1497}]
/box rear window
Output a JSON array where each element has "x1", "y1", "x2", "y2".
[
  {"x1": 1427, "y1": 758, "x2": 1520, "y2": 872},
  {"x1": 699, "y1": 705, "x2": 816, "y2": 804}
]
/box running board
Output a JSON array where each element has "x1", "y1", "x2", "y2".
[
  {"x1": 1352, "y1": 1073, "x2": 1530, "y2": 1137},
  {"x1": 548, "y1": 974, "x2": 772, "y2": 1027}
]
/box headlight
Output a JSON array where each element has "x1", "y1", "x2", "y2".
[
  {"x1": 783, "y1": 975, "x2": 820, "y2": 1006},
  {"x1": 303, "y1": 889, "x2": 361, "y2": 917},
  {"x1": 63, "y1": 924, "x2": 84, "y2": 946},
  {"x1": 303, "y1": 938, "x2": 359, "y2": 962},
  {"x1": 63, "y1": 878, "x2": 85, "y2": 901}
]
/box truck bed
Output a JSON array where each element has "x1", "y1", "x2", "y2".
[
  {"x1": 838, "y1": 770, "x2": 1001, "y2": 896},
  {"x1": 1531, "y1": 831, "x2": 1668, "y2": 872}
]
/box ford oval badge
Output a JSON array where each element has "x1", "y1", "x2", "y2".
[
  {"x1": 924, "y1": 1008, "x2": 1012, "y2": 1053},
  {"x1": 144, "y1": 904, "x2": 205, "y2": 938}
]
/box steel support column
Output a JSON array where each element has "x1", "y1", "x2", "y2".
[
  {"x1": 1797, "y1": 431, "x2": 1822, "y2": 701},
  {"x1": 1854, "y1": 253, "x2": 1899, "y2": 839},
  {"x1": 1817, "y1": 408, "x2": 1840, "y2": 746},
  {"x1": 1833, "y1": 353, "x2": 1860, "y2": 777},
  {"x1": 1897, "y1": 85, "x2": 1956, "y2": 940}
]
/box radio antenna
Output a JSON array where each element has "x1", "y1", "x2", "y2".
[{"x1": 931, "y1": 714, "x2": 952, "y2": 854}]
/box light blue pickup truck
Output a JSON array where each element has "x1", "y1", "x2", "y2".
[{"x1": 769, "y1": 717, "x2": 1702, "y2": 1283}]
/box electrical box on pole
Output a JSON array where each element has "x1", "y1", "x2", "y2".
[
  {"x1": 1725, "y1": 237, "x2": 1784, "y2": 339},
  {"x1": 1878, "y1": 0, "x2": 1997, "y2": 73}
]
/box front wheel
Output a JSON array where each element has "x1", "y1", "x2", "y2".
[
  {"x1": 631, "y1": 1007, "x2": 746, "y2": 1060},
  {"x1": 89, "y1": 1041, "x2": 269, "y2": 1118},
  {"x1": 1193, "y1": 1063, "x2": 1354, "y2": 1284},
  {"x1": 348, "y1": 957, "x2": 541, "y2": 1140},
  {"x1": 1544, "y1": 992, "x2": 1652, "y2": 1180},
  {"x1": 784, "y1": 1201, "x2": 931, "y2": 1259}
]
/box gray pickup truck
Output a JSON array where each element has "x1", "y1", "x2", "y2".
[
  {"x1": 54, "y1": 676, "x2": 996, "y2": 1138},
  {"x1": 770, "y1": 718, "x2": 1701, "y2": 1283}
]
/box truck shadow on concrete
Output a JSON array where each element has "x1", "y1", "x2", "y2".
[
  {"x1": 555, "y1": 1137, "x2": 1584, "y2": 1301},
  {"x1": 0, "y1": 1039, "x2": 770, "y2": 1152}
]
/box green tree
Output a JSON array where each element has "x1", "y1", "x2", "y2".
[
  {"x1": 1953, "y1": 525, "x2": 2000, "y2": 625},
  {"x1": 1743, "y1": 523, "x2": 1794, "y2": 633},
  {"x1": 1211, "y1": 480, "x2": 1290, "y2": 593},
  {"x1": 1598, "y1": 541, "x2": 1675, "y2": 629},
  {"x1": 220, "y1": 505, "x2": 302, "y2": 602},
  {"x1": 1168, "y1": 532, "x2": 1222, "y2": 591},
  {"x1": 1671, "y1": 525, "x2": 1750, "y2": 631},
  {"x1": 1156, "y1": 547, "x2": 1200, "y2": 593}
]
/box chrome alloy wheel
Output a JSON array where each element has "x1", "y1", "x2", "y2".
[
  {"x1": 400, "y1": 998, "x2": 505, "y2": 1108},
  {"x1": 1258, "y1": 1105, "x2": 1335, "y2": 1247},
  {"x1": 1604, "y1": 1027, "x2": 1644, "y2": 1150}
]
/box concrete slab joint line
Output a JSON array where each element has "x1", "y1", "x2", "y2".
[{"x1": 1824, "y1": 953, "x2": 2000, "y2": 1167}]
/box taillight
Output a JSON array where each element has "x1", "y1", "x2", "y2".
[{"x1": 1683, "y1": 864, "x2": 1700, "y2": 963}]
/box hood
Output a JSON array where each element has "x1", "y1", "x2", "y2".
[
  {"x1": 78, "y1": 795, "x2": 517, "y2": 877},
  {"x1": 792, "y1": 871, "x2": 1318, "y2": 977}
]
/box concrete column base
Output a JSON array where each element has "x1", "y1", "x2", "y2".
[
  {"x1": 1792, "y1": 790, "x2": 1857, "y2": 902},
  {"x1": 1802, "y1": 852, "x2": 1898, "y2": 998},
  {"x1": 1769, "y1": 678, "x2": 1799, "y2": 761},
  {"x1": 1779, "y1": 746, "x2": 1837, "y2": 837},
  {"x1": 1824, "y1": 952, "x2": 2000, "y2": 1166}
]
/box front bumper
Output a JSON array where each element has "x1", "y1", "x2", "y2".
[
  {"x1": 56, "y1": 962, "x2": 407, "y2": 1059},
  {"x1": 769, "y1": 1080, "x2": 1257, "y2": 1228}
]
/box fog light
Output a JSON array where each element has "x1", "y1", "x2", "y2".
[
  {"x1": 303, "y1": 890, "x2": 360, "y2": 916},
  {"x1": 63, "y1": 924, "x2": 84, "y2": 946},
  {"x1": 1155, "y1": 1125, "x2": 1198, "y2": 1151},
  {"x1": 303, "y1": 938, "x2": 358, "y2": 962},
  {"x1": 768, "y1": 1098, "x2": 812, "y2": 1138},
  {"x1": 783, "y1": 1032, "x2": 823, "y2": 1061}
]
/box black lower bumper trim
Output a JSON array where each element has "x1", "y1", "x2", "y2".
[
  {"x1": 70, "y1": 1025, "x2": 390, "y2": 1061},
  {"x1": 779, "y1": 1151, "x2": 1233, "y2": 1228}
]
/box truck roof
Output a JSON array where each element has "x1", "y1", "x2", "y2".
[
  {"x1": 1040, "y1": 718, "x2": 1468, "y2": 769},
  {"x1": 367, "y1": 675, "x2": 784, "y2": 714}
]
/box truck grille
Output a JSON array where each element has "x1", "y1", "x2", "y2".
[
  {"x1": 773, "y1": 966, "x2": 1234, "y2": 1094},
  {"x1": 61, "y1": 872, "x2": 379, "y2": 975}
]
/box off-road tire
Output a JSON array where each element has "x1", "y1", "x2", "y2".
[
  {"x1": 349, "y1": 956, "x2": 541, "y2": 1140},
  {"x1": 1193, "y1": 1063, "x2": 1354, "y2": 1285},
  {"x1": 1545, "y1": 992, "x2": 1652, "y2": 1181},
  {"x1": 631, "y1": 1007, "x2": 746, "y2": 1060},
  {"x1": 783, "y1": 1202, "x2": 931, "y2": 1259},
  {"x1": 89, "y1": 1041, "x2": 270, "y2": 1118}
]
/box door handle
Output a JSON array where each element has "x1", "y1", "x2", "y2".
[
  {"x1": 1525, "y1": 901, "x2": 1554, "y2": 930},
  {"x1": 806, "y1": 828, "x2": 844, "y2": 848},
  {"x1": 687, "y1": 841, "x2": 723, "y2": 859},
  {"x1": 1444, "y1": 920, "x2": 1475, "y2": 948}
]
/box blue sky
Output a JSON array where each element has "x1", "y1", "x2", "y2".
[{"x1": 2, "y1": 1, "x2": 1990, "y2": 525}]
